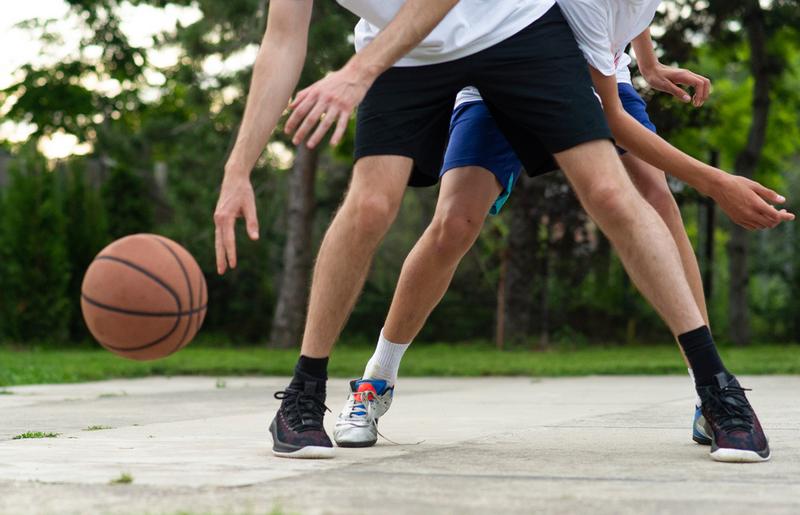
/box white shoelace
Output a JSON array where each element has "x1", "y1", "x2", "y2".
[{"x1": 339, "y1": 391, "x2": 375, "y2": 428}]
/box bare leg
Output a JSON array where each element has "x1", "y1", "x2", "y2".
[
  {"x1": 383, "y1": 166, "x2": 502, "y2": 343},
  {"x1": 621, "y1": 153, "x2": 709, "y2": 325},
  {"x1": 556, "y1": 140, "x2": 706, "y2": 335},
  {"x1": 300, "y1": 156, "x2": 412, "y2": 357}
]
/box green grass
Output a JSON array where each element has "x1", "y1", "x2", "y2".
[
  {"x1": 84, "y1": 425, "x2": 113, "y2": 431},
  {"x1": 13, "y1": 431, "x2": 60, "y2": 440},
  {"x1": 0, "y1": 342, "x2": 798, "y2": 387},
  {"x1": 109, "y1": 472, "x2": 133, "y2": 485}
]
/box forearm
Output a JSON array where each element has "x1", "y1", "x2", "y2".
[
  {"x1": 631, "y1": 28, "x2": 659, "y2": 76},
  {"x1": 226, "y1": 44, "x2": 306, "y2": 177},
  {"x1": 346, "y1": 0, "x2": 459, "y2": 80},
  {"x1": 225, "y1": 0, "x2": 312, "y2": 178},
  {"x1": 608, "y1": 111, "x2": 723, "y2": 194}
]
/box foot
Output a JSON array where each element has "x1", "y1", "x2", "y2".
[
  {"x1": 698, "y1": 372, "x2": 770, "y2": 463},
  {"x1": 692, "y1": 405, "x2": 712, "y2": 445},
  {"x1": 333, "y1": 378, "x2": 394, "y2": 448},
  {"x1": 269, "y1": 376, "x2": 334, "y2": 459}
]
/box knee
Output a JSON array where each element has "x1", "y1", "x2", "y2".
[
  {"x1": 585, "y1": 184, "x2": 638, "y2": 224},
  {"x1": 641, "y1": 183, "x2": 681, "y2": 222},
  {"x1": 345, "y1": 191, "x2": 400, "y2": 237},
  {"x1": 428, "y1": 210, "x2": 483, "y2": 258}
]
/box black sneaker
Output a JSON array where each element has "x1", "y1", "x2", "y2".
[
  {"x1": 269, "y1": 374, "x2": 334, "y2": 459},
  {"x1": 698, "y1": 372, "x2": 770, "y2": 462}
]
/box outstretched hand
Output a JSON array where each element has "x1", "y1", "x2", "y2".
[
  {"x1": 643, "y1": 63, "x2": 712, "y2": 108},
  {"x1": 214, "y1": 176, "x2": 260, "y2": 274},
  {"x1": 712, "y1": 175, "x2": 794, "y2": 230},
  {"x1": 284, "y1": 63, "x2": 373, "y2": 148}
]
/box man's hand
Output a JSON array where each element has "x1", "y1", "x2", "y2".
[
  {"x1": 214, "y1": 175, "x2": 260, "y2": 274},
  {"x1": 641, "y1": 63, "x2": 712, "y2": 107},
  {"x1": 285, "y1": 63, "x2": 374, "y2": 148},
  {"x1": 711, "y1": 175, "x2": 795, "y2": 230}
]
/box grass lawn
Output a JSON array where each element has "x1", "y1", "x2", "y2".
[{"x1": 1, "y1": 341, "x2": 798, "y2": 387}]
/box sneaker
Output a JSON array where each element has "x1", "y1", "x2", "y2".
[
  {"x1": 692, "y1": 405, "x2": 712, "y2": 445},
  {"x1": 698, "y1": 372, "x2": 770, "y2": 462},
  {"x1": 334, "y1": 378, "x2": 394, "y2": 448},
  {"x1": 269, "y1": 375, "x2": 334, "y2": 459}
]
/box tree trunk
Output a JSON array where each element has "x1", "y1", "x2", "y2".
[
  {"x1": 538, "y1": 230, "x2": 551, "y2": 350},
  {"x1": 728, "y1": 2, "x2": 771, "y2": 346},
  {"x1": 504, "y1": 174, "x2": 541, "y2": 345},
  {"x1": 703, "y1": 150, "x2": 719, "y2": 300},
  {"x1": 495, "y1": 248, "x2": 507, "y2": 351},
  {"x1": 270, "y1": 145, "x2": 319, "y2": 348}
]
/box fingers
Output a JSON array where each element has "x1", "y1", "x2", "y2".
[
  {"x1": 664, "y1": 80, "x2": 691, "y2": 103},
  {"x1": 292, "y1": 100, "x2": 328, "y2": 146},
  {"x1": 306, "y1": 107, "x2": 338, "y2": 148},
  {"x1": 213, "y1": 211, "x2": 237, "y2": 273},
  {"x1": 330, "y1": 111, "x2": 351, "y2": 146},
  {"x1": 757, "y1": 206, "x2": 782, "y2": 228},
  {"x1": 754, "y1": 182, "x2": 786, "y2": 204},
  {"x1": 222, "y1": 216, "x2": 237, "y2": 270},
  {"x1": 285, "y1": 91, "x2": 317, "y2": 137},
  {"x1": 289, "y1": 88, "x2": 309, "y2": 110},
  {"x1": 243, "y1": 197, "x2": 260, "y2": 240},
  {"x1": 214, "y1": 224, "x2": 227, "y2": 275},
  {"x1": 691, "y1": 73, "x2": 712, "y2": 107}
]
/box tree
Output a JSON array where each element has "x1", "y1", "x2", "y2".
[
  {"x1": 0, "y1": 145, "x2": 71, "y2": 342},
  {"x1": 62, "y1": 161, "x2": 110, "y2": 339},
  {"x1": 653, "y1": 0, "x2": 800, "y2": 342},
  {"x1": 270, "y1": 145, "x2": 318, "y2": 347}
]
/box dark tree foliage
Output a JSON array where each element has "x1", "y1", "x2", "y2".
[
  {"x1": 0, "y1": 146, "x2": 71, "y2": 342},
  {"x1": 1, "y1": 1, "x2": 798, "y2": 346}
]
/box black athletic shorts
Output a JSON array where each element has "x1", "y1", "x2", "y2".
[{"x1": 354, "y1": 4, "x2": 612, "y2": 187}]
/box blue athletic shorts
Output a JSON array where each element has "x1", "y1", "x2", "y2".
[
  {"x1": 441, "y1": 101, "x2": 522, "y2": 215},
  {"x1": 442, "y1": 83, "x2": 656, "y2": 214}
]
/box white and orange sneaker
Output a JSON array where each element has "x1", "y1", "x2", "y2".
[{"x1": 334, "y1": 378, "x2": 394, "y2": 448}]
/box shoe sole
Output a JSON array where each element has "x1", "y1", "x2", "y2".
[
  {"x1": 269, "y1": 419, "x2": 334, "y2": 459},
  {"x1": 710, "y1": 447, "x2": 771, "y2": 463},
  {"x1": 692, "y1": 432, "x2": 712, "y2": 446},
  {"x1": 272, "y1": 446, "x2": 335, "y2": 459},
  {"x1": 335, "y1": 438, "x2": 378, "y2": 448}
]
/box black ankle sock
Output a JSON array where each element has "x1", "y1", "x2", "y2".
[
  {"x1": 678, "y1": 326, "x2": 727, "y2": 387},
  {"x1": 294, "y1": 355, "x2": 329, "y2": 382}
]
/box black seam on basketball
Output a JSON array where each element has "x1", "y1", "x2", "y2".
[
  {"x1": 95, "y1": 321, "x2": 179, "y2": 352},
  {"x1": 81, "y1": 294, "x2": 208, "y2": 317},
  {"x1": 93, "y1": 255, "x2": 182, "y2": 308},
  {"x1": 150, "y1": 236, "x2": 194, "y2": 352},
  {"x1": 90, "y1": 251, "x2": 182, "y2": 353}
]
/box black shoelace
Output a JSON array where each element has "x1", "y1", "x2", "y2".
[
  {"x1": 706, "y1": 384, "x2": 754, "y2": 433},
  {"x1": 274, "y1": 389, "x2": 330, "y2": 432}
]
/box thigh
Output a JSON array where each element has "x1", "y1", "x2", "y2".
[
  {"x1": 441, "y1": 100, "x2": 522, "y2": 213},
  {"x1": 347, "y1": 155, "x2": 414, "y2": 209},
  {"x1": 355, "y1": 62, "x2": 465, "y2": 188},
  {"x1": 436, "y1": 165, "x2": 502, "y2": 221},
  {"x1": 555, "y1": 139, "x2": 633, "y2": 202}
]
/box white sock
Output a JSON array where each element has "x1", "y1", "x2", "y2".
[
  {"x1": 363, "y1": 329, "x2": 411, "y2": 385},
  {"x1": 688, "y1": 368, "x2": 701, "y2": 408}
]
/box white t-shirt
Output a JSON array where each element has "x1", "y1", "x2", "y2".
[
  {"x1": 615, "y1": 52, "x2": 633, "y2": 84},
  {"x1": 455, "y1": 0, "x2": 659, "y2": 105},
  {"x1": 337, "y1": 0, "x2": 556, "y2": 67},
  {"x1": 558, "y1": 0, "x2": 661, "y2": 77}
]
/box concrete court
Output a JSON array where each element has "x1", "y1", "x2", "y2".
[{"x1": 0, "y1": 376, "x2": 798, "y2": 515}]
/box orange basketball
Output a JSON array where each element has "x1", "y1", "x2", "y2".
[{"x1": 81, "y1": 234, "x2": 208, "y2": 361}]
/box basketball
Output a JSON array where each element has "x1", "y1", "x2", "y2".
[{"x1": 81, "y1": 234, "x2": 208, "y2": 361}]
